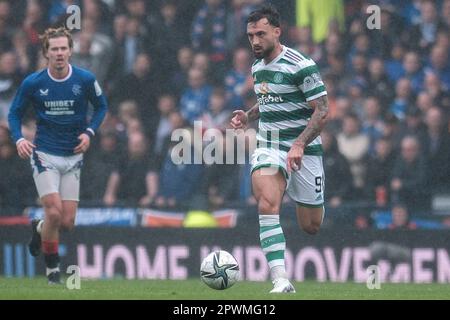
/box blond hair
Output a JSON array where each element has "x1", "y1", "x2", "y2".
[{"x1": 39, "y1": 27, "x2": 73, "y2": 58}]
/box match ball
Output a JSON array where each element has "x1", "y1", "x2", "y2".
[{"x1": 200, "y1": 250, "x2": 239, "y2": 290}]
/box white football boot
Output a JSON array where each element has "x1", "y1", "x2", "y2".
[{"x1": 270, "y1": 278, "x2": 296, "y2": 293}]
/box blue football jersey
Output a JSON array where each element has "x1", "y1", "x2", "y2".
[{"x1": 8, "y1": 65, "x2": 108, "y2": 156}]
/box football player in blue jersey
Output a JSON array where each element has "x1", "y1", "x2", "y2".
[{"x1": 8, "y1": 27, "x2": 107, "y2": 284}]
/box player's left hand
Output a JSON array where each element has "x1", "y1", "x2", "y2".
[
  {"x1": 74, "y1": 133, "x2": 91, "y2": 154},
  {"x1": 287, "y1": 144, "x2": 304, "y2": 173}
]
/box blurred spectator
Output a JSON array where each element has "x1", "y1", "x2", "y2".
[
  {"x1": 156, "y1": 144, "x2": 204, "y2": 209},
  {"x1": 389, "y1": 77, "x2": 413, "y2": 120},
  {"x1": 171, "y1": 46, "x2": 194, "y2": 97},
  {"x1": 81, "y1": 130, "x2": 122, "y2": 205},
  {"x1": 416, "y1": 90, "x2": 434, "y2": 114},
  {"x1": 192, "y1": 52, "x2": 212, "y2": 83},
  {"x1": 388, "y1": 203, "x2": 417, "y2": 230},
  {"x1": 103, "y1": 131, "x2": 158, "y2": 207},
  {"x1": 0, "y1": 141, "x2": 36, "y2": 215},
  {"x1": 81, "y1": 0, "x2": 112, "y2": 36},
  {"x1": 347, "y1": 80, "x2": 366, "y2": 117},
  {"x1": 200, "y1": 137, "x2": 239, "y2": 210},
  {"x1": 399, "y1": 51, "x2": 424, "y2": 92},
  {"x1": 71, "y1": 31, "x2": 111, "y2": 85},
  {"x1": 294, "y1": 26, "x2": 323, "y2": 62},
  {"x1": 383, "y1": 113, "x2": 402, "y2": 150},
  {"x1": 361, "y1": 96, "x2": 385, "y2": 155},
  {"x1": 390, "y1": 135, "x2": 430, "y2": 214},
  {"x1": 105, "y1": 14, "x2": 129, "y2": 88},
  {"x1": 366, "y1": 137, "x2": 396, "y2": 207},
  {"x1": 384, "y1": 42, "x2": 406, "y2": 82},
  {"x1": 180, "y1": 67, "x2": 212, "y2": 125},
  {"x1": 422, "y1": 107, "x2": 450, "y2": 193},
  {"x1": 400, "y1": 0, "x2": 422, "y2": 26},
  {"x1": 201, "y1": 87, "x2": 230, "y2": 131},
  {"x1": 149, "y1": 1, "x2": 189, "y2": 91},
  {"x1": 348, "y1": 33, "x2": 373, "y2": 64},
  {"x1": 22, "y1": 0, "x2": 46, "y2": 49},
  {"x1": 337, "y1": 113, "x2": 369, "y2": 199},
  {"x1": 404, "y1": 0, "x2": 446, "y2": 54},
  {"x1": 425, "y1": 45, "x2": 450, "y2": 90},
  {"x1": 0, "y1": 52, "x2": 21, "y2": 123},
  {"x1": 367, "y1": 57, "x2": 394, "y2": 106},
  {"x1": 322, "y1": 129, "x2": 352, "y2": 208},
  {"x1": 117, "y1": 100, "x2": 139, "y2": 127},
  {"x1": 12, "y1": 30, "x2": 33, "y2": 75},
  {"x1": 372, "y1": 4, "x2": 405, "y2": 59},
  {"x1": 123, "y1": 0, "x2": 150, "y2": 30},
  {"x1": 423, "y1": 71, "x2": 450, "y2": 110},
  {"x1": 122, "y1": 17, "x2": 147, "y2": 74},
  {"x1": 111, "y1": 52, "x2": 160, "y2": 138},
  {"x1": 348, "y1": 53, "x2": 369, "y2": 86},
  {"x1": 191, "y1": 0, "x2": 227, "y2": 66},
  {"x1": 154, "y1": 94, "x2": 177, "y2": 156},
  {"x1": 398, "y1": 107, "x2": 427, "y2": 142},
  {"x1": 226, "y1": 0, "x2": 257, "y2": 49},
  {"x1": 326, "y1": 96, "x2": 351, "y2": 134},
  {"x1": 224, "y1": 47, "x2": 252, "y2": 110},
  {"x1": 156, "y1": 110, "x2": 187, "y2": 168}
]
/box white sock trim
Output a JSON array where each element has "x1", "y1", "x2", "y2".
[
  {"x1": 259, "y1": 214, "x2": 280, "y2": 227},
  {"x1": 46, "y1": 267, "x2": 60, "y2": 276},
  {"x1": 37, "y1": 220, "x2": 44, "y2": 234}
]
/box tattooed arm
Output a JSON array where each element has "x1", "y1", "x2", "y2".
[
  {"x1": 294, "y1": 95, "x2": 329, "y2": 148},
  {"x1": 287, "y1": 95, "x2": 329, "y2": 172}
]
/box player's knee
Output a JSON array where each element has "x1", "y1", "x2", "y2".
[
  {"x1": 45, "y1": 208, "x2": 62, "y2": 228},
  {"x1": 257, "y1": 196, "x2": 280, "y2": 214},
  {"x1": 302, "y1": 223, "x2": 321, "y2": 235},
  {"x1": 42, "y1": 203, "x2": 62, "y2": 227}
]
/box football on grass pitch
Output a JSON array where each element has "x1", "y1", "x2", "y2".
[{"x1": 200, "y1": 250, "x2": 239, "y2": 290}]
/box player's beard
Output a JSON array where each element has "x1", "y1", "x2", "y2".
[{"x1": 253, "y1": 43, "x2": 275, "y2": 59}]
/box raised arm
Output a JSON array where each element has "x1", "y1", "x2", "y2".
[{"x1": 230, "y1": 102, "x2": 260, "y2": 129}]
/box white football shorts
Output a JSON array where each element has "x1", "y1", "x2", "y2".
[
  {"x1": 251, "y1": 147, "x2": 324, "y2": 207},
  {"x1": 30, "y1": 150, "x2": 83, "y2": 201}
]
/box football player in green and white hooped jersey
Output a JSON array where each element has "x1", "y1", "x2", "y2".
[{"x1": 231, "y1": 5, "x2": 329, "y2": 293}]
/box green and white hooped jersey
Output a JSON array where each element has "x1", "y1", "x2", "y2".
[{"x1": 252, "y1": 45, "x2": 327, "y2": 155}]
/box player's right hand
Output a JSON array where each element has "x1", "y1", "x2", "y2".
[
  {"x1": 16, "y1": 139, "x2": 36, "y2": 159},
  {"x1": 230, "y1": 110, "x2": 248, "y2": 129}
]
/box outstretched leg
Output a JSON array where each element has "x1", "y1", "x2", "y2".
[{"x1": 252, "y1": 167, "x2": 295, "y2": 293}]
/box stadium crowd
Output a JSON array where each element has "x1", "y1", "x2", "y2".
[{"x1": 0, "y1": 0, "x2": 449, "y2": 227}]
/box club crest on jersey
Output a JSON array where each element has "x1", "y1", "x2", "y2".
[
  {"x1": 72, "y1": 84, "x2": 82, "y2": 96},
  {"x1": 260, "y1": 82, "x2": 269, "y2": 94},
  {"x1": 39, "y1": 89, "x2": 48, "y2": 96},
  {"x1": 273, "y1": 72, "x2": 283, "y2": 84}
]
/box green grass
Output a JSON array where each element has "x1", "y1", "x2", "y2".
[{"x1": 0, "y1": 277, "x2": 449, "y2": 300}]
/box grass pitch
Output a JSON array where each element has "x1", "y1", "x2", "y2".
[{"x1": 0, "y1": 277, "x2": 449, "y2": 300}]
